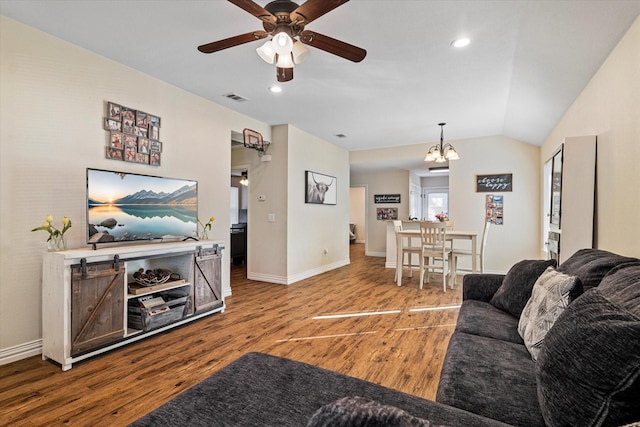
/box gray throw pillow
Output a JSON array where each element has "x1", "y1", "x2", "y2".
[
  {"x1": 536, "y1": 285, "x2": 640, "y2": 427},
  {"x1": 490, "y1": 259, "x2": 557, "y2": 318},
  {"x1": 307, "y1": 396, "x2": 441, "y2": 427},
  {"x1": 517, "y1": 267, "x2": 581, "y2": 361}
]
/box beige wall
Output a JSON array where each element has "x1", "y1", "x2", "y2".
[
  {"x1": 350, "y1": 169, "x2": 410, "y2": 256},
  {"x1": 351, "y1": 135, "x2": 541, "y2": 272},
  {"x1": 0, "y1": 16, "x2": 266, "y2": 357},
  {"x1": 541, "y1": 16, "x2": 640, "y2": 258},
  {"x1": 232, "y1": 124, "x2": 351, "y2": 285},
  {"x1": 349, "y1": 187, "x2": 366, "y2": 243},
  {"x1": 287, "y1": 125, "x2": 351, "y2": 281},
  {"x1": 0, "y1": 18, "x2": 344, "y2": 363},
  {"x1": 449, "y1": 136, "x2": 541, "y2": 272},
  {"x1": 241, "y1": 125, "x2": 290, "y2": 282}
]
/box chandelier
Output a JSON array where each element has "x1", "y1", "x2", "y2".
[{"x1": 424, "y1": 123, "x2": 460, "y2": 163}]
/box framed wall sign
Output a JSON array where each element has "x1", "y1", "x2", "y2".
[
  {"x1": 374, "y1": 194, "x2": 401, "y2": 203},
  {"x1": 476, "y1": 173, "x2": 512, "y2": 192},
  {"x1": 305, "y1": 171, "x2": 337, "y2": 205}
]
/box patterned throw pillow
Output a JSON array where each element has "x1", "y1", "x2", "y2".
[{"x1": 518, "y1": 267, "x2": 581, "y2": 361}]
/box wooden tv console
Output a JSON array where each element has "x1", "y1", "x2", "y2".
[{"x1": 42, "y1": 240, "x2": 224, "y2": 371}]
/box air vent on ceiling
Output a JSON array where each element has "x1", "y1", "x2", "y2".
[
  {"x1": 335, "y1": 134, "x2": 347, "y2": 138},
  {"x1": 223, "y1": 93, "x2": 248, "y2": 102}
]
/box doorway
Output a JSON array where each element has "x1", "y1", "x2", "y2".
[
  {"x1": 230, "y1": 169, "x2": 248, "y2": 268},
  {"x1": 349, "y1": 186, "x2": 366, "y2": 251}
]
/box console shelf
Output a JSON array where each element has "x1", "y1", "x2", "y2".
[{"x1": 42, "y1": 240, "x2": 224, "y2": 371}]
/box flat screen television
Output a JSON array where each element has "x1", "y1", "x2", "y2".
[{"x1": 86, "y1": 168, "x2": 198, "y2": 244}]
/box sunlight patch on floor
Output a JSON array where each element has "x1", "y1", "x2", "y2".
[
  {"x1": 408, "y1": 305, "x2": 461, "y2": 312},
  {"x1": 275, "y1": 331, "x2": 378, "y2": 342},
  {"x1": 394, "y1": 323, "x2": 457, "y2": 332},
  {"x1": 312, "y1": 310, "x2": 402, "y2": 320}
]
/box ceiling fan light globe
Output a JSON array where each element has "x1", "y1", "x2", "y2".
[
  {"x1": 273, "y1": 32, "x2": 293, "y2": 55},
  {"x1": 256, "y1": 41, "x2": 276, "y2": 64},
  {"x1": 292, "y1": 41, "x2": 310, "y2": 64},
  {"x1": 276, "y1": 53, "x2": 294, "y2": 69}
]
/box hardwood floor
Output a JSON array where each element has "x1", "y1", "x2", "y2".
[{"x1": 0, "y1": 244, "x2": 461, "y2": 426}]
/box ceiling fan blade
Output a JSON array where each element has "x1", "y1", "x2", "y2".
[
  {"x1": 300, "y1": 30, "x2": 366, "y2": 62},
  {"x1": 198, "y1": 31, "x2": 268, "y2": 54},
  {"x1": 228, "y1": 0, "x2": 276, "y2": 24},
  {"x1": 290, "y1": 0, "x2": 349, "y2": 25},
  {"x1": 276, "y1": 67, "x2": 294, "y2": 82}
]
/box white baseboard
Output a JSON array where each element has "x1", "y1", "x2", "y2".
[
  {"x1": 247, "y1": 258, "x2": 350, "y2": 285},
  {"x1": 247, "y1": 271, "x2": 289, "y2": 284},
  {"x1": 366, "y1": 251, "x2": 386, "y2": 257},
  {"x1": 0, "y1": 339, "x2": 42, "y2": 366}
]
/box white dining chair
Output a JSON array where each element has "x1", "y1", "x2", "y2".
[
  {"x1": 450, "y1": 221, "x2": 491, "y2": 278},
  {"x1": 393, "y1": 221, "x2": 422, "y2": 284},
  {"x1": 419, "y1": 221, "x2": 451, "y2": 292}
]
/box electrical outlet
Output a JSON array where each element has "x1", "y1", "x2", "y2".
[{"x1": 258, "y1": 195, "x2": 266, "y2": 201}]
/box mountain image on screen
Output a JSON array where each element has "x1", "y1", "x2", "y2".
[{"x1": 87, "y1": 169, "x2": 198, "y2": 244}]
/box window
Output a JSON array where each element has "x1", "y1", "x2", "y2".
[{"x1": 423, "y1": 188, "x2": 449, "y2": 220}]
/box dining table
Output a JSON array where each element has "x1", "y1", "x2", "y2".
[{"x1": 394, "y1": 227, "x2": 478, "y2": 288}]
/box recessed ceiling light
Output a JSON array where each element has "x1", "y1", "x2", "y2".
[
  {"x1": 268, "y1": 85, "x2": 282, "y2": 93},
  {"x1": 451, "y1": 38, "x2": 471, "y2": 48}
]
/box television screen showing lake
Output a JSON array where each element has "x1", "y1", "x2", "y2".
[{"x1": 87, "y1": 169, "x2": 197, "y2": 243}]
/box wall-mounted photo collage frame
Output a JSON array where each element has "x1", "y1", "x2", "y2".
[{"x1": 103, "y1": 101, "x2": 163, "y2": 166}]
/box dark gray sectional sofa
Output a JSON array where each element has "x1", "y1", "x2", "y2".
[{"x1": 132, "y1": 249, "x2": 640, "y2": 427}]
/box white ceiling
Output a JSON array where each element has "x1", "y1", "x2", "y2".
[{"x1": 2, "y1": 1, "x2": 639, "y2": 167}]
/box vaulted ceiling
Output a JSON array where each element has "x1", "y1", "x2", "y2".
[{"x1": 2, "y1": 0, "x2": 639, "y2": 158}]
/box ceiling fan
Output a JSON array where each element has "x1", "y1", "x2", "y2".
[{"x1": 197, "y1": 0, "x2": 367, "y2": 82}]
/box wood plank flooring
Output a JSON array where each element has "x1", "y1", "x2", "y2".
[{"x1": 0, "y1": 244, "x2": 462, "y2": 426}]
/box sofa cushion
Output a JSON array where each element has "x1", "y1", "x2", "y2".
[
  {"x1": 307, "y1": 396, "x2": 439, "y2": 427},
  {"x1": 462, "y1": 274, "x2": 506, "y2": 302},
  {"x1": 455, "y1": 300, "x2": 523, "y2": 344},
  {"x1": 489, "y1": 259, "x2": 557, "y2": 318},
  {"x1": 436, "y1": 332, "x2": 545, "y2": 427},
  {"x1": 536, "y1": 265, "x2": 640, "y2": 427},
  {"x1": 517, "y1": 267, "x2": 581, "y2": 361},
  {"x1": 556, "y1": 248, "x2": 640, "y2": 291}
]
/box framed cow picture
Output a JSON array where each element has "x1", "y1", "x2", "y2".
[{"x1": 305, "y1": 171, "x2": 337, "y2": 205}]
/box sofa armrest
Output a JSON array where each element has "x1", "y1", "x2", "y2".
[{"x1": 462, "y1": 274, "x2": 505, "y2": 302}]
